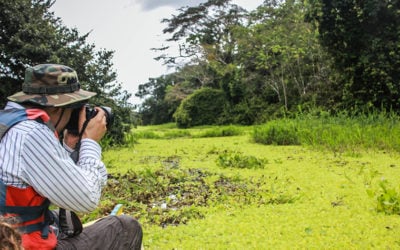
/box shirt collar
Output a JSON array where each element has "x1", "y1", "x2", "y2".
[{"x1": 5, "y1": 101, "x2": 24, "y2": 110}]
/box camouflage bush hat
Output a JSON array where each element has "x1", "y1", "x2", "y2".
[{"x1": 7, "y1": 64, "x2": 96, "y2": 107}]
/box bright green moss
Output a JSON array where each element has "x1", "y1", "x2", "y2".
[{"x1": 101, "y1": 126, "x2": 400, "y2": 249}]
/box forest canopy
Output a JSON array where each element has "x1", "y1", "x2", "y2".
[
  {"x1": 2, "y1": 0, "x2": 399, "y2": 130},
  {"x1": 136, "y1": 0, "x2": 400, "y2": 127}
]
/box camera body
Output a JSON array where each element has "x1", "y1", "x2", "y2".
[{"x1": 66, "y1": 104, "x2": 113, "y2": 135}]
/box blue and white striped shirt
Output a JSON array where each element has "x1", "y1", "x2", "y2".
[{"x1": 0, "y1": 102, "x2": 107, "y2": 213}]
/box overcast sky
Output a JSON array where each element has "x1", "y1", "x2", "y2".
[{"x1": 51, "y1": 0, "x2": 263, "y2": 105}]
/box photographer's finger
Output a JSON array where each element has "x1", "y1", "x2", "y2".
[
  {"x1": 103, "y1": 115, "x2": 107, "y2": 125},
  {"x1": 94, "y1": 107, "x2": 106, "y2": 117},
  {"x1": 90, "y1": 109, "x2": 105, "y2": 124}
]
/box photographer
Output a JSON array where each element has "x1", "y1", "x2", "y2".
[{"x1": 0, "y1": 64, "x2": 142, "y2": 249}]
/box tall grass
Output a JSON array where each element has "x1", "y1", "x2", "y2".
[
  {"x1": 194, "y1": 125, "x2": 244, "y2": 138},
  {"x1": 253, "y1": 111, "x2": 400, "y2": 152},
  {"x1": 131, "y1": 125, "x2": 246, "y2": 140}
]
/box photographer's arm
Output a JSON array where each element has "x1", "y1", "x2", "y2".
[{"x1": 22, "y1": 123, "x2": 108, "y2": 213}]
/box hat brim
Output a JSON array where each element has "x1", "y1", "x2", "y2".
[{"x1": 7, "y1": 89, "x2": 97, "y2": 107}]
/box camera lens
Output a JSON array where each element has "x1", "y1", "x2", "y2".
[{"x1": 100, "y1": 106, "x2": 114, "y2": 129}]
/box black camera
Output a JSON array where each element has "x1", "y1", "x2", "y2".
[{"x1": 66, "y1": 105, "x2": 114, "y2": 135}]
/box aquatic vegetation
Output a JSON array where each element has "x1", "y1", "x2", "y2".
[{"x1": 93, "y1": 120, "x2": 400, "y2": 249}]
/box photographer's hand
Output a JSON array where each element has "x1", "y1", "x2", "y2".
[{"x1": 80, "y1": 107, "x2": 107, "y2": 142}]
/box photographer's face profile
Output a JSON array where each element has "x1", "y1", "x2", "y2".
[{"x1": 46, "y1": 107, "x2": 74, "y2": 133}]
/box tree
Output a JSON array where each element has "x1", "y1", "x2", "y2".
[
  {"x1": 84, "y1": 49, "x2": 135, "y2": 144},
  {"x1": 0, "y1": 0, "x2": 133, "y2": 145},
  {"x1": 135, "y1": 74, "x2": 178, "y2": 125},
  {"x1": 235, "y1": 0, "x2": 336, "y2": 112},
  {"x1": 140, "y1": 0, "x2": 339, "y2": 125},
  {"x1": 135, "y1": 63, "x2": 219, "y2": 125},
  {"x1": 174, "y1": 88, "x2": 227, "y2": 128},
  {"x1": 150, "y1": 0, "x2": 251, "y2": 123},
  {"x1": 154, "y1": 0, "x2": 247, "y2": 67},
  {"x1": 307, "y1": 0, "x2": 400, "y2": 110},
  {"x1": 0, "y1": 0, "x2": 59, "y2": 106}
]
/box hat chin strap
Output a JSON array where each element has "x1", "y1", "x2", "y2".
[{"x1": 54, "y1": 108, "x2": 65, "y2": 131}]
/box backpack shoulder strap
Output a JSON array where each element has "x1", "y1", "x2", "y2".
[
  {"x1": 0, "y1": 109, "x2": 29, "y2": 140},
  {"x1": 0, "y1": 108, "x2": 53, "y2": 141}
]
